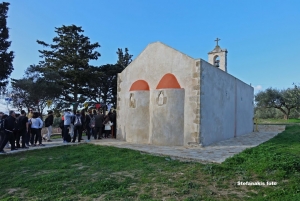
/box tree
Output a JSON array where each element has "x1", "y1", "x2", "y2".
[
  {"x1": 87, "y1": 48, "x2": 133, "y2": 109},
  {"x1": 88, "y1": 64, "x2": 123, "y2": 107},
  {"x1": 11, "y1": 78, "x2": 35, "y2": 112},
  {"x1": 116, "y1": 48, "x2": 133, "y2": 69},
  {"x1": 291, "y1": 83, "x2": 300, "y2": 116},
  {"x1": 11, "y1": 65, "x2": 62, "y2": 114},
  {"x1": 255, "y1": 87, "x2": 300, "y2": 119},
  {"x1": 36, "y1": 25, "x2": 101, "y2": 112},
  {"x1": 0, "y1": 2, "x2": 14, "y2": 91},
  {"x1": 11, "y1": 76, "x2": 62, "y2": 114}
]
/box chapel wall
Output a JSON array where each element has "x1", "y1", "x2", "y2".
[
  {"x1": 125, "y1": 91, "x2": 150, "y2": 143},
  {"x1": 116, "y1": 42, "x2": 199, "y2": 146},
  {"x1": 186, "y1": 59, "x2": 201, "y2": 146},
  {"x1": 150, "y1": 89, "x2": 185, "y2": 146},
  {"x1": 236, "y1": 80, "x2": 254, "y2": 136},
  {"x1": 199, "y1": 60, "x2": 253, "y2": 146}
]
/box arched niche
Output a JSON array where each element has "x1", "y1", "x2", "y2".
[
  {"x1": 156, "y1": 73, "x2": 181, "y2": 89},
  {"x1": 213, "y1": 55, "x2": 220, "y2": 67},
  {"x1": 129, "y1": 80, "x2": 150, "y2": 91}
]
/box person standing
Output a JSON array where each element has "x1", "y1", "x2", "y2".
[
  {"x1": 80, "y1": 110, "x2": 86, "y2": 141},
  {"x1": 30, "y1": 112, "x2": 44, "y2": 146},
  {"x1": 103, "y1": 116, "x2": 113, "y2": 138},
  {"x1": 27, "y1": 109, "x2": 33, "y2": 119},
  {"x1": 110, "y1": 110, "x2": 117, "y2": 138},
  {"x1": 17, "y1": 110, "x2": 29, "y2": 148},
  {"x1": 94, "y1": 110, "x2": 104, "y2": 139},
  {"x1": 70, "y1": 114, "x2": 75, "y2": 139},
  {"x1": 14, "y1": 113, "x2": 21, "y2": 148},
  {"x1": 43, "y1": 111, "x2": 54, "y2": 142},
  {"x1": 72, "y1": 111, "x2": 83, "y2": 142},
  {"x1": 59, "y1": 115, "x2": 64, "y2": 138},
  {"x1": 0, "y1": 111, "x2": 17, "y2": 153},
  {"x1": 63, "y1": 109, "x2": 74, "y2": 143},
  {"x1": 27, "y1": 109, "x2": 33, "y2": 146},
  {"x1": 85, "y1": 110, "x2": 93, "y2": 142}
]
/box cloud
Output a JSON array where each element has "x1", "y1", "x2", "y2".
[{"x1": 253, "y1": 85, "x2": 262, "y2": 91}]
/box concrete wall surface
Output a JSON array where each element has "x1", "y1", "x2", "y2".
[
  {"x1": 236, "y1": 79, "x2": 254, "y2": 136},
  {"x1": 200, "y1": 60, "x2": 254, "y2": 146},
  {"x1": 125, "y1": 91, "x2": 150, "y2": 144},
  {"x1": 150, "y1": 89, "x2": 185, "y2": 146}
]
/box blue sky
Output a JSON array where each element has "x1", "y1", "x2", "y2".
[{"x1": 6, "y1": 0, "x2": 300, "y2": 93}]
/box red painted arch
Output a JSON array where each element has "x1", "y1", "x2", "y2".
[
  {"x1": 156, "y1": 73, "x2": 181, "y2": 89},
  {"x1": 129, "y1": 80, "x2": 150, "y2": 91}
]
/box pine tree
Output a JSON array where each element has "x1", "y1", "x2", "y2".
[
  {"x1": 36, "y1": 25, "x2": 100, "y2": 112},
  {"x1": 0, "y1": 2, "x2": 14, "y2": 90},
  {"x1": 116, "y1": 48, "x2": 133, "y2": 69}
]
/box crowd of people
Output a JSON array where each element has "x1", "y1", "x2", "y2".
[
  {"x1": 59, "y1": 109, "x2": 116, "y2": 143},
  {"x1": 0, "y1": 108, "x2": 117, "y2": 154}
]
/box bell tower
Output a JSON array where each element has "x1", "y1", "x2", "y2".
[{"x1": 208, "y1": 38, "x2": 228, "y2": 72}]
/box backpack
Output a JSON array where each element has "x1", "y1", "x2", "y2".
[
  {"x1": 89, "y1": 115, "x2": 95, "y2": 128},
  {"x1": 74, "y1": 115, "x2": 82, "y2": 126}
]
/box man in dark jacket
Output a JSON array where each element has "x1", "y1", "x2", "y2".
[
  {"x1": 72, "y1": 111, "x2": 83, "y2": 143},
  {"x1": 94, "y1": 111, "x2": 104, "y2": 139},
  {"x1": 85, "y1": 110, "x2": 93, "y2": 142},
  {"x1": 17, "y1": 110, "x2": 29, "y2": 148},
  {"x1": 0, "y1": 111, "x2": 17, "y2": 153}
]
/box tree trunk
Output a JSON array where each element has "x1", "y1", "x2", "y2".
[
  {"x1": 276, "y1": 107, "x2": 288, "y2": 120},
  {"x1": 286, "y1": 108, "x2": 291, "y2": 120}
]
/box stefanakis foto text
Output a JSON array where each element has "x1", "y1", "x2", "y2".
[{"x1": 237, "y1": 181, "x2": 277, "y2": 186}]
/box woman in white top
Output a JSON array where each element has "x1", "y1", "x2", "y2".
[
  {"x1": 103, "y1": 116, "x2": 113, "y2": 138},
  {"x1": 29, "y1": 112, "x2": 44, "y2": 146}
]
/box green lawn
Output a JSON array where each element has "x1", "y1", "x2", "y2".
[
  {"x1": 257, "y1": 118, "x2": 300, "y2": 125},
  {"x1": 1, "y1": 126, "x2": 300, "y2": 200}
]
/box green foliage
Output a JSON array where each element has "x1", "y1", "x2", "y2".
[
  {"x1": 255, "y1": 87, "x2": 300, "y2": 119},
  {"x1": 88, "y1": 64, "x2": 123, "y2": 107},
  {"x1": 255, "y1": 107, "x2": 300, "y2": 119},
  {"x1": 0, "y1": 2, "x2": 14, "y2": 90},
  {"x1": 36, "y1": 25, "x2": 101, "y2": 112},
  {"x1": 52, "y1": 117, "x2": 61, "y2": 127},
  {"x1": 116, "y1": 47, "x2": 133, "y2": 68},
  {"x1": 87, "y1": 48, "x2": 132, "y2": 107},
  {"x1": 10, "y1": 66, "x2": 62, "y2": 113},
  {"x1": 10, "y1": 78, "x2": 35, "y2": 112}
]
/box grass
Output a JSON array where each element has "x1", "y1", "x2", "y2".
[
  {"x1": 0, "y1": 126, "x2": 300, "y2": 200},
  {"x1": 256, "y1": 118, "x2": 300, "y2": 125}
]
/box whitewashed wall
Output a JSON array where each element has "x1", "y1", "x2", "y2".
[{"x1": 199, "y1": 60, "x2": 254, "y2": 146}]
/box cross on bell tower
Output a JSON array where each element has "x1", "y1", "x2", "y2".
[
  {"x1": 208, "y1": 38, "x2": 228, "y2": 72},
  {"x1": 215, "y1": 38, "x2": 220, "y2": 46}
]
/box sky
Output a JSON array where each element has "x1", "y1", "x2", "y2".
[{"x1": 5, "y1": 0, "x2": 300, "y2": 93}]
